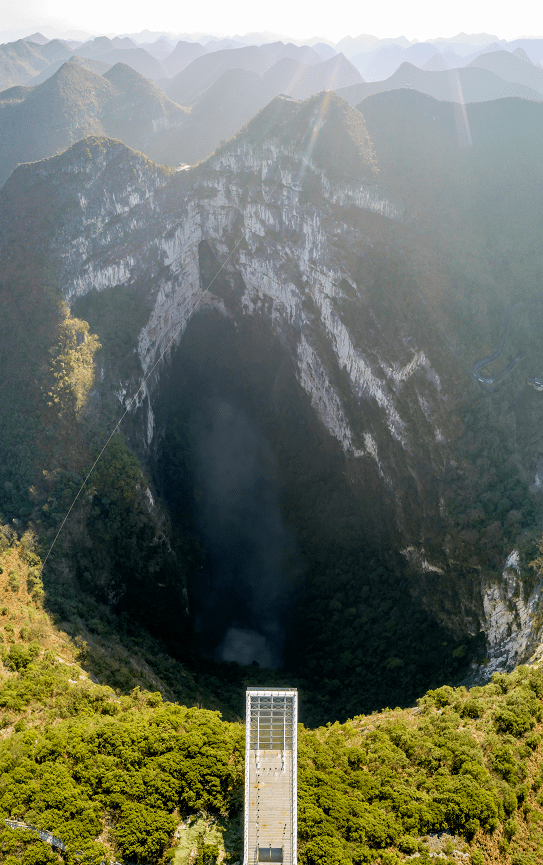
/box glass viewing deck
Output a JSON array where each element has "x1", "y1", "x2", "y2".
[{"x1": 244, "y1": 688, "x2": 298, "y2": 865}]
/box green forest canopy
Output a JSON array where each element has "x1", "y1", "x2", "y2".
[
  {"x1": 2, "y1": 647, "x2": 543, "y2": 864},
  {"x1": 1, "y1": 522, "x2": 543, "y2": 865}
]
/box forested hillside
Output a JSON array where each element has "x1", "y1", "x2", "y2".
[{"x1": 1, "y1": 524, "x2": 543, "y2": 864}]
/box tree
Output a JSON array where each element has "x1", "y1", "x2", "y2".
[{"x1": 114, "y1": 802, "x2": 176, "y2": 863}]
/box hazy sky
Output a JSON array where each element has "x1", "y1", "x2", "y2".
[{"x1": 1, "y1": 0, "x2": 541, "y2": 43}]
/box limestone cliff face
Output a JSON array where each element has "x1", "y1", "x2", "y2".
[
  {"x1": 41, "y1": 98, "x2": 454, "y2": 501},
  {"x1": 480, "y1": 551, "x2": 543, "y2": 675},
  {"x1": 3, "y1": 92, "x2": 543, "y2": 673}
]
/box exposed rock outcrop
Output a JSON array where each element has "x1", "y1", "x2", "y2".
[{"x1": 2, "y1": 89, "x2": 543, "y2": 675}]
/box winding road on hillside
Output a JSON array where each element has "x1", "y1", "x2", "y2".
[{"x1": 472, "y1": 302, "x2": 529, "y2": 385}]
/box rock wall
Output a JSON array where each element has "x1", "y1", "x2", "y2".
[{"x1": 5, "y1": 95, "x2": 543, "y2": 674}]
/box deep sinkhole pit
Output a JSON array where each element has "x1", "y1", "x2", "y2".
[
  {"x1": 68, "y1": 278, "x2": 480, "y2": 719},
  {"x1": 148, "y1": 309, "x2": 476, "y2": 719},
  {"x1": 151, "y1": 311, "x2": 308, "y2": 670},
  {"x1": 187, "y1": 395, "x2": 292, "y2": 669}
]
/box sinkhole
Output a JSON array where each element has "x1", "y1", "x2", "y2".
[
  {"x1": 150, "y1": 311, "x2": 315, "y2": 671},
  {"x1": 148, "y1": 309, "x2": 476, "y2": 720}
]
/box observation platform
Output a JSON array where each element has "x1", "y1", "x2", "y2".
[{"x1": 244, "y1": 688, "x2": 297, "y2": 865}]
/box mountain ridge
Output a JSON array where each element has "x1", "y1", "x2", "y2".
[
  {"x1": 0, "y1": 61, "x2": 189, "y2": 186},
  {"x1": 468, "y1": 48, "x2": 543, "y2": 93},
  {"x1": 335, "y1": 61, "x2": 543, "y2": 105},
  {"x1": 2, "y1": 88, "x2": 543, "y2": 697}
]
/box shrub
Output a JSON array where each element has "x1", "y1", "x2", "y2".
[
  {"x1": 26, "y1": 569, "x2": 40, "y2": 593},
  {"x1": 490, "y1": 746, "x2": 521, "y2": 785},
  {"x1": 427, "y1": 686, "x2": 456, "y2": 707},
  {"x1": 4, "y1": 642, "x2": 40, "y2": 671},
  {"x1": 516, "y1": 783, "x2": 530, "y2": 803},
  {"x1": 503, "y1": 817, "x2": 518, "y2": 840},
  {"x1": 20, "y1": 844, "x2": 59, "y2": 865},
  {"x1": 511, "y1": 854, "x2": 533, "y2": 865},
  {"x1": 195, "y1": 841, "x2": 220, "y2": 865},
  {"x1": 300, "y1": 836, "x2": 351, "y2": 865},
  {"x1": 500, "y1": 785, "x2": 518, "y2": 816},
  {"x1": 65, "y1": 839, "x2": 112, "y2": 864},
  {"x1": 379, "y1": 853, "x2": 400, "y2": 865},
  {"x1": 114, "y1": 802, "x2": 176, "y2": 862},
  {"x1": 494, "y1": 689, "x2": 540, "y2": 736},
  {"x1": 492, "y1": 673, "x2": 510, "y2": 694},
  {"x1": 398, "y1": 835, "x2": 418, "y2": 854},
  {"x1": 7, "y1": 570, "x2": 20, "y2": 592},
  {"x1": 524, "y1": 731, "x2": 540, "y2": 749},
  {"x1": 461, "y1": 699, "x2": 484, "y2": 719}
]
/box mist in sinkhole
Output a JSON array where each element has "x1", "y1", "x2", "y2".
[{"x1": 190, "y1": 397, "x2": 295, "y2": 668}]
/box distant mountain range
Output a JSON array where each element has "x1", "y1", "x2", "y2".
[
  {"x1": 0, "y1": 38, "x2": 73, "y2": 89},
  {"x1": 1, "y1": 30, "x2": 543, "y2": 189},
  {"x1": 2, "y1": 30, "x2": 543, "y2": 93},
  {"x1": 162, "y1": 46, "x2": 361, "y2": 105},
  {"x1": 348, "y1": 39, "x2": 543, "y2": 80},
  {"x1": 0, "y1": 50, "x2": 364, "y2": 184},
  {"x1": 0, "y1": 61, "x2": 188, "y2": 186},
  {"x1": 467, "y1": 48, "x2": 543, "y2": 92},
  {"x1": 336, "y1": 60, "x2": 543, "y2": 107}
]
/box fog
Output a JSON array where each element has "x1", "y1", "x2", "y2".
[
  {"x1": 219, "y1": 626, "x2": 279, "y2": 668},
  {"x1": 190, "y1": 397, "x2": 294, "y2": 668}
]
